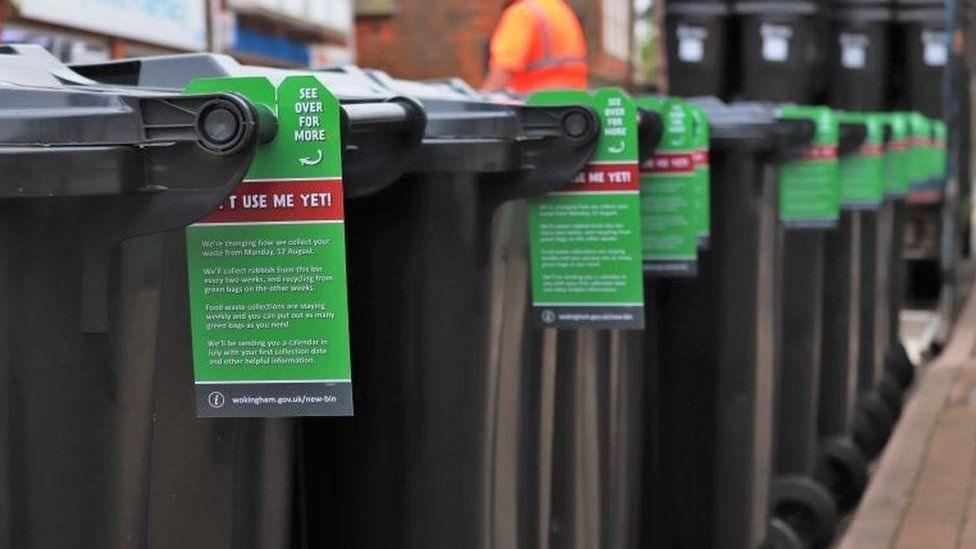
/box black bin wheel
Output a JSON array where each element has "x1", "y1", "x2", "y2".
[
  {"x1": 766, "y1": 517, "x2": 804, "y2": 549},
  {"x1": 876, "y1": 373, "x2": 905, "y2": 418},
  {"x1": 816, "y1": 438, "x2": 870, "y2": 514},
  {"x1": 853, "y1": 391, "x2": 897, "y2": 459},
  {"x1": 886, "y1": 342, "x2": 916, "y2": 389},
  {"x1": 771, "y1": 475, "x2": 839, "y2": 549}
]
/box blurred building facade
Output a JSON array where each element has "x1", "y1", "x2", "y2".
[
  {"x1": 355, "y1": 0, "x2": 636, "y2": 87},
  {"x1": 0, "y1": 0, "x2": 355, "y2": 67},
  {"x1": 0, "y1": 0, "x2": 632, "y2": 87}
]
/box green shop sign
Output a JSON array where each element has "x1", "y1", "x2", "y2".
[
  {"x1": 777, "y1": 105, "x2": 840, "y2": 228},
  {"x1": 527, "y1": 88, "x2": 645, "y2": 329},
  {"x1": 184, "y1": 75, "x2": 353, "y2": 418}
]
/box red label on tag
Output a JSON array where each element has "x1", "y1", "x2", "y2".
[
  {"x1": 199, "y1": 179, "x2": 345, "y2": 223},
  {"x1": 559, "y1": 162, "x2": 640, "y2": 192},
  {"x1": 640, "y1": 152, "x2": 696, "y2": 174},
  {"x1": 800, "y1": 145, "x2": 838, "y2": 160}
]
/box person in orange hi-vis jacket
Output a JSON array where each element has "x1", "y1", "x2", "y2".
[{"x1": 482, "y1": 0, "x2": 589, "y2": 95}]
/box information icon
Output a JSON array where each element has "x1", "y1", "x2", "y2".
[{"x1": 208, "y1": 391, "x2": 226, "y2": 409}]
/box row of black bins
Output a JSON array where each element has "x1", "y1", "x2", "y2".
[
  {"x1": 647, "y1": 103, "x2": 918, "y2": 549},
  {"x1": 0, "y1": 44, "x2": 908, "y2": 549},
  {"x1": 666, "y1": 0, "x2": 948, "y2": 117},
  {"x1": 768, "y1": 116, "x2": 915, "y2": 549}
]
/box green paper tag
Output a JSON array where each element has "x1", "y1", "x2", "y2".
[
  {"x1": 527, "y1": 88, "x2": 645, "y2": 329},
  {"x1": 777, "y1": 106, "x2": 840, "y2": 228},
  {"x1": 636, "y1": 97, "x2": 699, "y2": 277},
  {"x1": 884, "y1": 112, "x2": 910, "y2": 198},
  {"x1": 837, "y1": 112, "x2": 884, "y2": 210},
  {"x1": 689, "y1": 103, "x2": 711, "y2": 249},
  {"x1": 934, "y1": 120, "x2": 947, "y2": 178},
  {"x1": 907, "y1": 112, "x2": 933, "y2": 190},
  {"x1": 184, "y1": 75, "x2": 353, "y2": 417}
]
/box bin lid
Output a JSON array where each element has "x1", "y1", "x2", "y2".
[
  {"x1": 667, "y1": 1, "x2": 732, "y2": 16},
  {"x1": 637, "y1": 108, "x2": 665, "y2": 162},
  {"x1": 0, "y1": 45, "x2": 269, "y2": 332},
  {"x1": 686, "y1": 97, "x2": 815, "y2": 153},
  {"x1": 0, "y1": 46, "x2": 263, "y2": 212},
  {"x1": 72, "y1": 51, "x2": 602, "y2": 200},
  {"x1": 0, "y1": 45, "x2": 427, "y2": 199},
  {"x1": 895, "y1": 0, "x2": 945, "y2": 7},
  {"x1": 839, "y1": 121, "x2": 869, "y2": 156},
  {"x1": 894, "y1": 7, "x2": 946, "y2": 22},
  {"x1": 733, "y1": 1, "x2": 820, "y2": 16},
  {"x1": 832, "y1": 5, "x2": 895, "y2": 22}
]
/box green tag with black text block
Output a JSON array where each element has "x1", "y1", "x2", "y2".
[
  {"x1": 185, "y1": 76, "x2": 353, "y2": 418},
  {"x1": 527, "y1": 89, "x2": 645, "y2": 329}
]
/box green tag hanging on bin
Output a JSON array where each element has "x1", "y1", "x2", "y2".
[
  {"x1": 527, "y1": 89, "x2": 645, "y2": 329},
  {"x1": 837, "y1": 112, "x2": 884, "y2": 210},
  {"x1": 934, "y1": 120, "x2": 948, "y2": 179},
  {"x1": 777, "y1": 106, "x2": 840, "y2": 229},
  {"x1": 688, "y1": 103, "x2": 711, "y2": 249},
  {"x1": 884, "y1": 113, "x2": 911, "y2": 198},
  {"x1": 636, "y1": 97, "x2": 699, "y2": 276},
  {"x1": 907, "y1": 112, "x2": 933, "y2": 193},
  {"x1": 184, "y1": 75, "x2": 353, "y2": 418}
]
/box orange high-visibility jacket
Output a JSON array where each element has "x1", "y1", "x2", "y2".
[{"x1": 489, "y1": 0, "x2": 589, "y2": 94}]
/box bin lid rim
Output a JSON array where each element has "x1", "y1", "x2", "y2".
[
  {"x1": 667, "y1": 1, "x2": 732, "y2": 15},
  {"x1": 831, "y1": 6, "x2": 895, "y2": 20},
  {"x1": 687, "y1": 97, "x2": 809, "y2": 150},
  {"x1": 893, "y1": 7, "x2": 947, "y2": 21},
  {"x1": 894, "y1": 0, "x2": 947, "y2": 5},
  {"x1": 733, "y1": 0, "x2": 820, "y2": 15}
]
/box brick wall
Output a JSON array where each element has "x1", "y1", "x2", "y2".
[
  {"x1": 355, "y1": 0, "x2": 503, "y2": 87},
  {"x1": 568, "y1": 0, "x2": 632, "y2": 86},
  {"x1": 355, "y1": 0, "x2": 632, "y2": 88}
]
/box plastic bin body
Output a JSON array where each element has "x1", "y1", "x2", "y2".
[
  {"x1": 665, "y1": 1, "x2": 731, "y2": 97},
  {"x1": 735, "y1": 1, "x2": 824, "y2": 103},
  {"x1": 817, "y1": 117, "x2": 879, "y2": 446},
  {"x1": 0, "y1": 50, "x2": 275, "y2": 547},
  {"x1": 896, "y1": 8, "x2": 947, "y2": 118},
  {"x1": 827, "y1": 7, "x2": 893, "y2": 110},
  {"x1": 819, "y1": 211, "x2": 863, "y2": 438},
  {"x1": 775, "y1": 230, "x2": 826, "y2": 475},
  {"x1": 859, "y1": 209, "x2": 879, "y2": 395},
  {"x1": 306, "y1": 170, "x2": 526, "y2": 548},
  {"x1": 644, "y1": 99, "x2": 811, "y2": 549},
  {"x1": 774, "y1": 115, "x2": 874, "y2": 482},
  {"x1": 482, "y1": 103, "x2": 663, "y2": 549},
  {"x1": 887, "y1": 199, "x2": 908, "y2": 356}
]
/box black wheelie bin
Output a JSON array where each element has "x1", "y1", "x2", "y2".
[
  {"x1": 893, "y1": 6, "x2": 948, "y2": 119},
  {"x1": 827, "y1": 4, "x2": 895, "y2": 111},
  {"x1": 665, "y1": 1, "x2": 733, "y2": 98},
  {"x1": 815, "y1": 112, "x2": 887, "y2": 515},
  {"x1": 851, "y1": 112, "x2": 912, "y2": 461},
  {"x1": 887, "y1": 112, "x2": 936, "y2": 388},
  {"x1": 767, "y1": 105, "x2": 847, "y2": 549},
  {"x1": 642, "y1": 98, "x2": 815, "y2": 549},
  {"x1": 734, "y1": 0, "x2": 826, "y2": 103},
  {"x1": 0, "y1": 48, "x2": 274, "y2": 548},
  {"x1": 72, "y1": 52, "x2": 603, "y2": 549},
  {"x1": 0, "y1": 44, "x2": 442, "y2": 548},
  {"x1": 523, "y1": 90, "x2": 662, "y2": 549}
]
